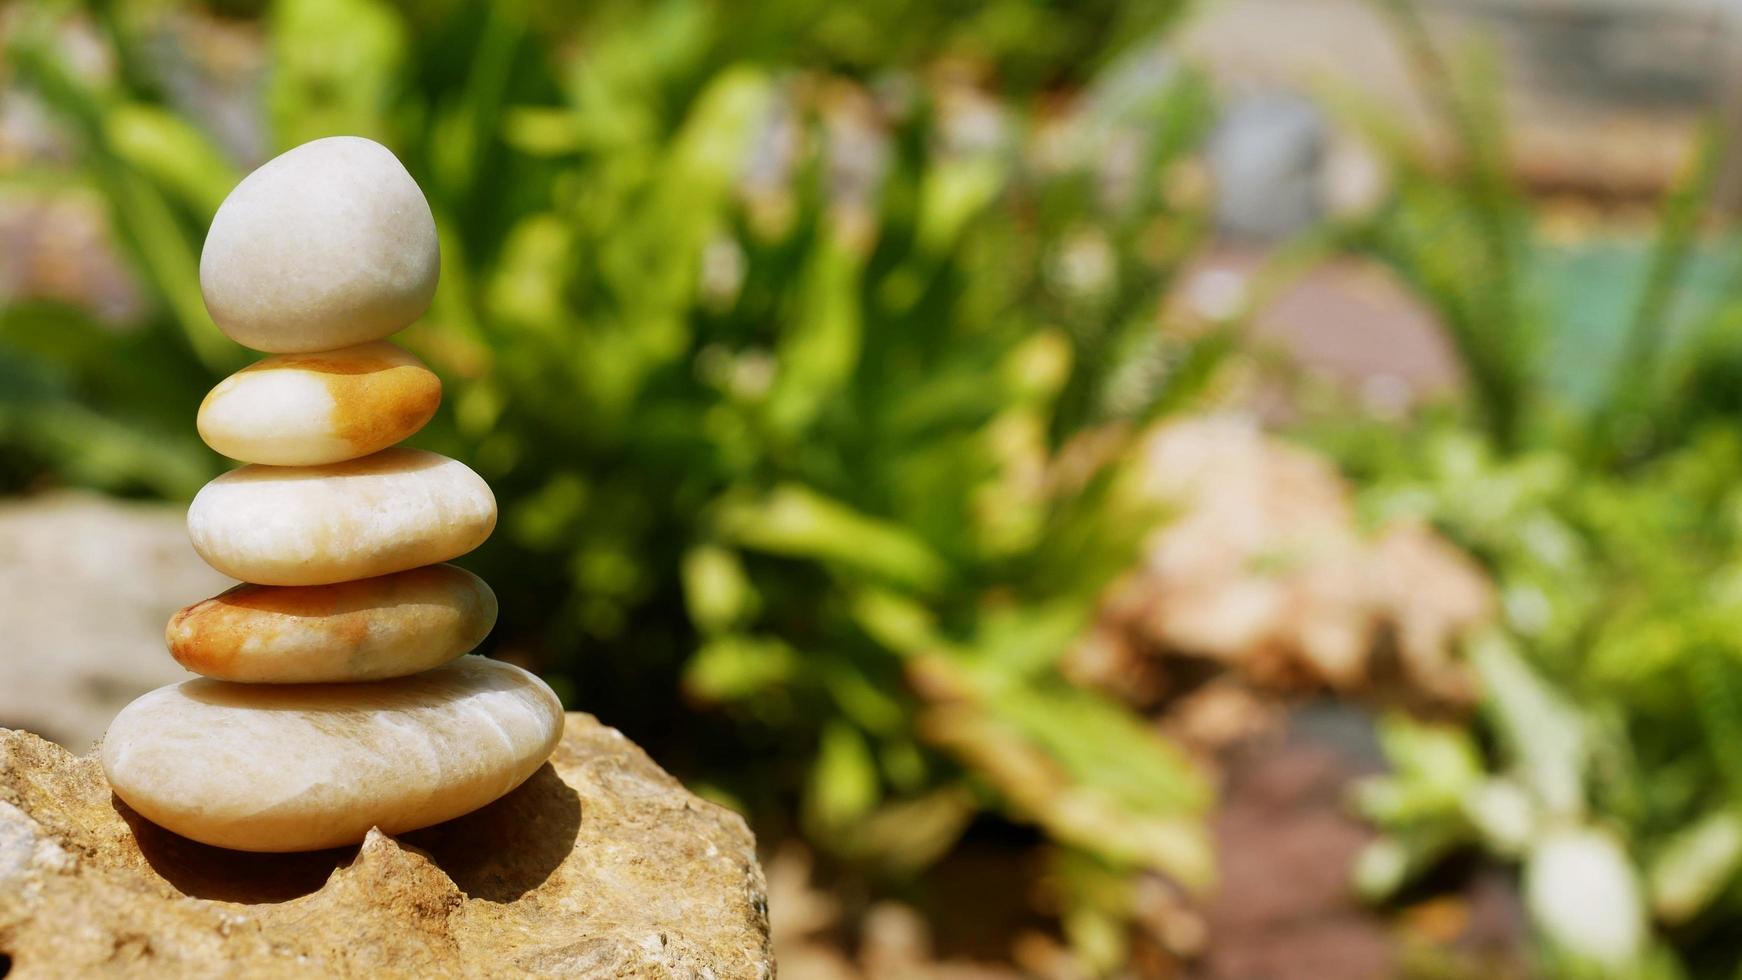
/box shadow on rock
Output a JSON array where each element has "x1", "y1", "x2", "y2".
[
  {"x1": 117, "y1": 797, "x2": 360, "y2": 904},
  {"x1": 115, "y1": 762, "x2": 581, "y2": 905},
  {"x1": 403, "y1": 762, "x2": 582, "y2": 903}
]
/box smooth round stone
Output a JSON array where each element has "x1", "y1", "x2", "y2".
[
  {"x1": 199, "y1": 136, "x2": 440, "y2": 353},
  {"x1": 101, "y1": 657, "x2": 564, "y2": 852},
  {"x1": 198, "y1": 341, "x2": 442, "y2": 466},
  {"x1": 166, "y1": 564, "x2": 496, "y2": 683},
  {"x1": 187, "y1": 448, "x2": 496, "y2": 586}
]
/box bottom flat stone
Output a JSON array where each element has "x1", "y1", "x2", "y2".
[{"x1": 100, "y1": 656, "x2": 563, "y2": 852}]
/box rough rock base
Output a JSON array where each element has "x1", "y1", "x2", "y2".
[{"x1": 0, "y1": 712, "x2": 771, "y2": 978}]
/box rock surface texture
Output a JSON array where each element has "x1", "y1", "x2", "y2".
[{"x1": 0, "y1": 715, "x2": 774, "y2": 978}]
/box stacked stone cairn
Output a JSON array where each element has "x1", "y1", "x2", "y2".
[{"x1": 101, "y1": 137, "x2": 564, "y2": 852}]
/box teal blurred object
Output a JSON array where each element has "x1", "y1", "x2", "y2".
[
  {"x1": 1532, "y1": 240, "x2": 1737, "y2": 413},
  {"x1": 1, "y1": 0, "x2": 1219, "y2": 957}
]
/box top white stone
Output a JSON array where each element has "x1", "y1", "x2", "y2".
[{"x1": 199, "y1": 136, "x2": 440, "y2": 353}]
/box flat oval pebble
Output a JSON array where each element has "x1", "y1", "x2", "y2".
[
  {"x1": 197, "y1": 341, "x2": 442, "y2": 465},
  {"x1": 102, "y1": 656, "x2": 563, "y2": 852},
  {"x1": 188, "y1": 448, "x2": 496, "y2": 586},
  {"x1": 166, "y1": 564, "x2": 496, "y2": 683},
  {"x1": 200, "y1": 136, "x2": 440, "y2": 353}
]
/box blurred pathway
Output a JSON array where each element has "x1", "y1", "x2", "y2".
[
  {"x1": 0, "y1": 493, "x2": 227, "y2": 748},
  {"x1": 1178, "y1": 0, "x2": 1724, "y2": 200}
]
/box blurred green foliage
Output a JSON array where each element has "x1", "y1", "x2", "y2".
[
  {"x1": 1316, "y1": 6, "x2": 1742, "y2": 975},
  {"x1": 2, "y1": 0, "x2": 1220, "y2": 956}
]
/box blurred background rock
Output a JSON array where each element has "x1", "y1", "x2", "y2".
[{"x1": 0, "y1": 493, "x2": 227, "y2": 747}]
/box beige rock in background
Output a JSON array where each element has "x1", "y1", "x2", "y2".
[
  {"x1": 1086, "y1": 415, "x2": 1493, "y2": 704},
  {"x1": 0, "y1": 493, "x2": 231, "y2": 749},
  {"x1": 0, "y1": 713, "x2": 772, "y2": 978}
]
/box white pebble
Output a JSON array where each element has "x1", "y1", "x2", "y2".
[
  {"x1": 187, "y1": 448, "x2": 496, "y2": 586},
  {"x1": 200, "y1": 136, "x2": 440, "y2": 353}
]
